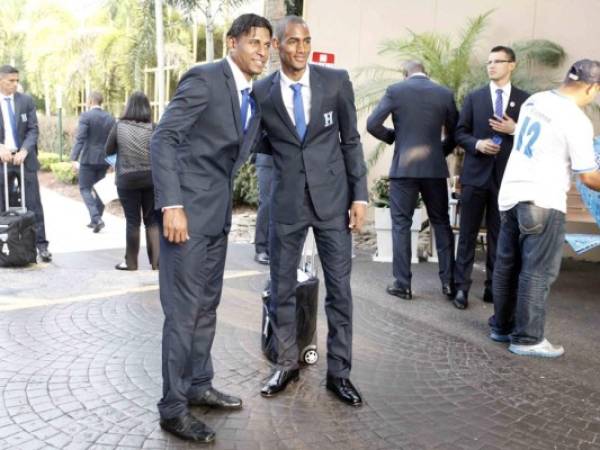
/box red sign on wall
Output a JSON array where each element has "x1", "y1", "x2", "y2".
[{"x1": 312, "y1": 52, "x2": 335, "y2": 65}]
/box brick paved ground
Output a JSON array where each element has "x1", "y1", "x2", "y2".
[{"x1": 1, "y1": 189, "x2": 600, "y2": 449}]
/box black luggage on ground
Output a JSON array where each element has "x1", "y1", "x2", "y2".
[
  {"x1": 261, "y1": 233, "x2": 319, "y2": 365},
  {"x1": 0, "y1": 163, "x2": 37, "y2": 267}
]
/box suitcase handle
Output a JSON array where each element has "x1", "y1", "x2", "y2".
[{"x1": 3, "y1": 161, "x2": 26, "y2": 213}]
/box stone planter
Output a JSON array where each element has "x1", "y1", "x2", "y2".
[{"x1": 373, "y1": 207, "x2": 426, "y2": 263}]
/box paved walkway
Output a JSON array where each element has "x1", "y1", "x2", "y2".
[{"x1": 1, "y1": 188, "x2": 600, "y2": 449}]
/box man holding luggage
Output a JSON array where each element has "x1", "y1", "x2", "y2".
[{"x1": 0, "y1": 64, "x2": 51, "y2": 262}]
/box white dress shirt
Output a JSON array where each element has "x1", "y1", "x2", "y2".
[
  {"x1": 1, "y1": 94, "x2": 18, "y2": 150},
  {"x1": 279, "y1": 66, "x2": 311, "y2": 126},
  {"x1": 489, "y1": 81, "x2": 512, "y2": 117},
  {"x1": 226, "y1": 55, "x2": 253, "y2": 129}
]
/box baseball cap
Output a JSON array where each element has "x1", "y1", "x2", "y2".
[{"x1": 566, "y1": 59, "x2": 600, "y2": 84}]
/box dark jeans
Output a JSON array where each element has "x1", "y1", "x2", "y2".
[
  {"x1": 254, "y1": 154, "x2": 273, "y2": 254},
  {"x1": 492, "y1": 202, "x2": 565, "y2": 345},
  {"x1": 117, "y1": 186, "x2": 159, "y2": 269},
  {"x1": 454, "y1": 184, "x2": 500, "y2": 292},
  {"x1": 0, "y1": 169, "x2": 48, "y2": 248},
  {"x1": 78, "y1": 164, "x2": 107, "y2": 223},
  {"x1": 390, "y1": 178, "x2": 454, "y2": 288}
]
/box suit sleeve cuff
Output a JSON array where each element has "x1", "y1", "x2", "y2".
[{"x1": 161, "y1": 205, "x2": 184, "y2": 212}]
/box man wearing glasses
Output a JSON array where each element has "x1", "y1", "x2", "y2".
[{"x1": 452, "y1": 46, "x2": 529, "y2": 310}]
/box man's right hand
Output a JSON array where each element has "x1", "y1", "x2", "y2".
[
  {"x1": 163, "y1": 208, "x2": 190, "y2": 244},
  {"x1": 71, "y1": 161, "x2": 79, "y2": 172},
  {"x1": 0, "y1": 147, "x2": 13, "y2": 164},
  {"x1": 476, "y1": 139, "x2": 501, "y2": 155}
]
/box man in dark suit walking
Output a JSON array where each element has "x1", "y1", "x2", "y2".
[
  {"x1": 367, "y1": 61, "x2": 458, "y2": 300},
  {"x1": 150, "y1": 14, "x2": 272, "y2": 443},
  {"x1": 254, "y1": 16, "x2": 368, "y2": 407},
  {"x1": 71, "y1": 92, "x2": 115, "y2": 233},
  {"x1": 453, "y1": 46, "x2": 529, "y2": 310},
  {"x1": 0, "y1": 64, "x2": 51, "y2": 262},
  {"x1": 253, "y1": 151, "x2": 272, "y2": 265}
]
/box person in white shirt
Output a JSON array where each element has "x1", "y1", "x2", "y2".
[{"x1": 491, "y1": 59, "x2": 600, "y2": 358}]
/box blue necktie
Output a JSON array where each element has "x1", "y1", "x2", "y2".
[
  {"x1": 494, "y1": 88, "x2": 504, "y2": 118},
  {"x1": 240, "y1": 88, "x2": 253, "y2": 133},
  {"x1": 4, "y1": 97, "x2": 19, "y2": 148},
  {"x1": 290, "y1": 83, "x2": 306, "y2": 140}
]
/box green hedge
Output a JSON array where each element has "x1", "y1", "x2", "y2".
[
  {"x1": 232, "y1": 162, "x2": 258, "y2": 207},
  {"x1": 38, "y1": 152, "x2": 61, "y2": 171},
  {"x1": 50, "y1": 162, "x2": 78, "y2": 184}
]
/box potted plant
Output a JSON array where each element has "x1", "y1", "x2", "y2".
[{"x1": 371, "y1": 176, "x2": 425, "y2": 263}]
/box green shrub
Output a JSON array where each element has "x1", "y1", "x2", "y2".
[
  {"x1": 37, "y1": 115, "x2": 78, "y2": 155},
  {"x1": 232, "y1": 162, "x2": 258, "y2": 207},
  {"x1": 370, "y1": 176, "x2": 390, "y2": 208},
  {"x1": 38, "y1": 152, "x2": 61, "y2": 171},
  {"x1": 50, "y1": 162, "x2": 78, "y2": 184}
]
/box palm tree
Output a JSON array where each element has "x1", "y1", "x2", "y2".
[{"x1": 354, "y1": 10, "x2": 567, "y2": 168}]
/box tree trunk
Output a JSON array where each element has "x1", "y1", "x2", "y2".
[
  {"x1": 264, "y1": 0, "x2": 286, "y2": 71},
  {"x1": 43, "y1": 81, "x2": 50, "y2": 117},
  {"x1": 205, "y1": 3, "x2": 215, "y2": 63},
  {"x1": 154, "y1": 0, "x2": 166, "y2": 117},
  {"x1": 192, "y1": 15, "x2": 198, "y2": 63}
]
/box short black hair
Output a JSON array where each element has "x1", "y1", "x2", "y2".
[
  {"x1": 275, "y1": 15, "x2": 307, "y2": 42},
  {"x1": 0, "y1": 65, "x2": 19, "y2": 76},
  {"x1": 226, "y1": 13, "x2": 272, "y2": 40},
  {"x1": 490, "y1": 46, "x2": 516, "y2": 62},
  {"x1": 120, "y1": 91, "x2": 151, "y2": 123}
]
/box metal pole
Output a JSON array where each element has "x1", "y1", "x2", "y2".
[{"x1": 58, "y1": 107, "x2": 63, "y2": 161}]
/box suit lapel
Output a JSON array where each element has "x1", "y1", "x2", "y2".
[
  {"x1": 270, "y1": 72, "x2": 301, "y2": 144},
  {"x1": 482, "y1": 86, "x2": 494, "y2": 117},
  {"x1": 304, "y1": 65, "x2": 322, "y2": 143},
  {"x1": 222, "y1": 60, "x2": 243, "y2": 138}
]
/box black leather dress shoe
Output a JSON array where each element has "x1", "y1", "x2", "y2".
[
  {"x1": 93, "y1": 219, "x2": 105, "y2": 233},
  {"x1": 38, "y1": 248, "x2": 52, "y2": 263},
  {"x1": 254, "y1": 252, "x2": 269, "y2": 265},
  {"x1": 326, "y1": 375, "x2": 363, "y2": 407},
  {"x1": 159, "y1": 412, "x2": 215, "y2": 443},
  {"x1": 189, "y1": 387, "x2": 242, "y2": 409},
  {"x1": 260, "y1": 368, "x2": 299, "y2": 397},
  {"x1": 453, "y1": 289, "x2": 468, "y2": 310},
  {"x1": 442, "y1": 283, "x2": 456, "y2": 299},
  {"x1": 483, "y1": 287, "x2": 494, "y2": 303},
  {"x1": 386, "y1": 282, "x2": 412, "y2": 300}
]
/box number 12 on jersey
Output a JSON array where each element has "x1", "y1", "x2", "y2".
[{"x1": 515, "y1": 116, "x2": 541, "y2": 158}]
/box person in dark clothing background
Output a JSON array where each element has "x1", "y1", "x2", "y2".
[{"x1": 105, "y1": 92, "x2": 159, "y2": 271}]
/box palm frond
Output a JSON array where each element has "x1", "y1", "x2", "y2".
[
  {"x1": 366, "y1": 141, "x2": 390, "y2": 169},
  {"x1": 513, "y1": 39, "x2": 566, "y2": 68}
]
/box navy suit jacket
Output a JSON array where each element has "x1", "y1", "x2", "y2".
[
  {"x1": 150, "y1": 59, "x2": 261, "y2": 236},
  {"x1": 456, "y1": 84, "x2": 529, "y2": 188},
  {"x1": 367, "y1": 75, "x2": 458, "y2": 178},
  {"x1": 0, "y1": 92, "x2": 39, "y2": 173},
  {"x1": 253, "y1": 65, "x2": 368, "y2": 225},
  {"x1": 70, "y1": 107, "x2": 115, "y2": 165}
]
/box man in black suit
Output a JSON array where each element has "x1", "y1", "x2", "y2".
[
  {"x1": 0, "y1": 65, "x2": 51, "y2": 262},
  {"x1": 254, "y1": 16, "x2": 368, "y2": 407},
  {"x1": 253, "y1": 151, "x2": 272, "y2": 265},
  {"x1": 367, "y1": 61, "x2": 458, "y2": 300},
  {"x1": 150, "y1": 14, "x2": 272, "y2": 443},
  {"x1": 71, "y1": 92, "x2": 115, "y2": 233},
  {"x1": 453, "y1": 46, "x2": 529, "y2": 310}
]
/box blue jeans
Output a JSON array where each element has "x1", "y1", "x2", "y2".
[{"x1": 492, "y1": 202, "x2": 565, "y2": 345}]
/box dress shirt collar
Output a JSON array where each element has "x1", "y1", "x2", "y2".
[
  {"x1": 407, "y1": 72, "x2": 428, "y2": 79},
  {"x1": 226, "y1": 55, "x2": 253, "y2": 93},
  {"x1": 489, "y1": 81, "x2": 511, "y2": 97},
  {"x1": 279, "y1": 65, "x2": 311, "y2": 89},
  {"x1": 2, "y1": 93, "x2": 14, "y2": 102}
]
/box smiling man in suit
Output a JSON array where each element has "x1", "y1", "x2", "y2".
[
  {"x1": 452, "y1": 46, "x2": 529, "y2": 310},
  {"x1": 254, "y1": 16, "x2": 368, "y2": 407},
  {"x1": 70, "y1": 91, "x2": 115, "y2": 233},
  {"x1": 150, "y1": 14, "x2": 272, "y2": 442},
  {"x1": 0, "y1": 64, "x2": 51, "y2": 262}
]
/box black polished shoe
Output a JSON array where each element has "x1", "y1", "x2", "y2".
[
  {"x1": 38, "y1": 248, "x2": 52, "y2": 263},
  {"x1": 386, "y1": 282, "x2": 412, "y2": 300},
  {"x1": 159, "y1": 412, "x2": 215, "y2": 443},
  {"x1": 326, "y1": 375, "x2": 363, "y2": 407},
  {"x1": 189, "y1": 387, "x2": 242, "y2": 410},
  {"x1": 254, "y1": 252, "x2": 269, "y2": 265},
  {"x1": 93, "y1": 219, "x2": 105, "y2": 233},
  {"x1": 453, "y1": 289, "x2": 468, "y2": 310},
  {"x1": 483, "y1": 287, "x2": 494, "y2": 303},
  {"x1": 260, "y1": 368, "x2": 300, "y2": 397},
  {"x1": 86, "y1": 222, "x2": 94, "y2": 228},
  {"x1": 442, "y1": 283, "x2": 456, "y2": 299}
]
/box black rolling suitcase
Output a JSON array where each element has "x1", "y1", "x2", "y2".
[
  {"x1": 261, "y1": 232, "x2": 319, "y2": 365},
  {"x1": 0, "y1": 162, "x2": 37, "y2": 267}
]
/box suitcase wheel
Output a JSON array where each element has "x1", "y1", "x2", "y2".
[{"x1": 302, "y1": 348, "x2": 318, "y2": 365}]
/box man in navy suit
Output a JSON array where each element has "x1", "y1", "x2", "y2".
[
  {"x1": 0, "y1": 64, "x2": 51, "y2": 262},
  {"x1": 453, "y1": 46, "x2": 529, "y2": 310},
  {"x1": 71, "y1": 92, "x2": 115, "y2": 233},
  {"x1": 367, "y1": 61, "x2": 458, "y2": 300},
  {"x1": 254, "y1": 16, "x2": 368, "y2": 407},
  {"x1": 150, "y1": 14, "x2": 272, "y2": 442}
]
